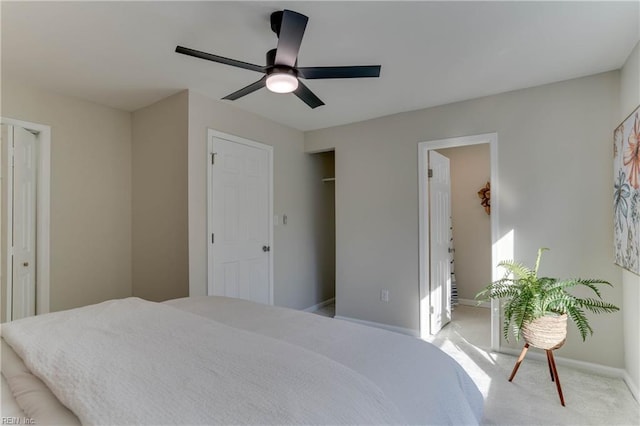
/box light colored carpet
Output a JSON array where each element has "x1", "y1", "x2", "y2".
[
  {"x1": 314, "y1": 303, "x2": 640, "y2": 425},
  {"x1": 428, "y1": 305, "x2": 639, "y2": 425}
]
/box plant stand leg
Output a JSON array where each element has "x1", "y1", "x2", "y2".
[
  {"x1": 508, "y1": 343, "x2": 529, "y2": 382},
  {"x1": 547, "y1": 352, "x2": 554, "y2": 382},
  {"x1": 546, "y1": 350, "x2": 565, "y2": 406}
]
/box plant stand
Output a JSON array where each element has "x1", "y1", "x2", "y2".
[
  {"x1": 508, "y1": 343, "x2": 565, "y2": 406},
  {"x1": 508, "y1": 314, "x2": 567, "y2": 406}
]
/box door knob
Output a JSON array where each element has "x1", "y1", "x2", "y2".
[
  {"x1": 22, "y1": 262, "x2": 29, "y2": 267},
  {"x1": 262, "y1": 245, "x2": 271, "y2": 252}
]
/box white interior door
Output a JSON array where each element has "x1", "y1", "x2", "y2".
[
  {"x1": 209, "y1": 135, "x2": 272, "y2": 304},
  {"x1": 429, "y1": 150, "x2": 452, "y2": 334},
  {"x1": 12, "y1": 126, "x2": 38, "y2": 320}
]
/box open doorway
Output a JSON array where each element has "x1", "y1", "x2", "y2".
[
  {"x1": 418, "y1": 133, "x2": 499, "y2": 351},
  {"x1": 307, "y1": 150, "x2": 335, "y2": 317},
  {"x1": 434, "y1": 144, "x2": 491, "y2": 346},
  {"x1": 436, "y1": 144, "x2": 491, "y2": 307}
]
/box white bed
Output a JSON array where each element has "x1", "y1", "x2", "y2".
[{"x1": 1, "y1": 296, "x2": 483, "y2": 425}]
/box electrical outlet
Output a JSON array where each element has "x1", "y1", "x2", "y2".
[{"x1": 380, "y1": 290, "x2": 389, "y2": 302}]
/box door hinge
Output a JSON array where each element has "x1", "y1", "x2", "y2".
[
  {"x1": 211, "y1": 152, "x2": 217, "y2": 165},
  {"x1": 211, "y1": 233, "x2": 215, "y2": 244},
  {"x1": 428, "y1": 168, "x2": 433, "y2": 178},
  {"x1": 430, "y1": 305, "x2": 434, "y2": 314}
]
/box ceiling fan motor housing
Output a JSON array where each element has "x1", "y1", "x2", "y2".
[
  {"x1": 266, "y1": 49, "x2": 296, "y2": 73},
  {"x1": 267, "y1": 66, "x2": 297, "y2": 78},
  {"x1": 270, "y1": 11, "x2": 284, "y2": 36}
]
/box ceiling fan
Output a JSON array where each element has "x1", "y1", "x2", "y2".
[{"x1": 175, "y1": 9, "x2": 382, "y2": 109}]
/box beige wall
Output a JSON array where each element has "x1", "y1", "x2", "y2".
[
  {"x1": 620, "y1": 41, "x2": 640, "y2": 398},
  {"x1": 132, "y1": 91, "x2": 189, "y2": 301},
  {"x1": 1, "y1": 78, "x2": 132, "y2": 311},
  {"x1": 2, "y1": 56, "x2": 633, "y2": 378},
  {"x1": 1, "y1": 82, "x2": 327, "y2": 311},
  {"x1": 306, "y1": 71, "x2": 623, "y2": 368},
  {"x1": 437, "y1": 144, "x2": 491, "y2": 302},
  {"x1": 187, "y1": 91, "x2": 323, "y2": 310}
]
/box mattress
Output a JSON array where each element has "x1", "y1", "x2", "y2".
[{"x1": 1, "y1": 296, "x2": 483, "y2": 425}]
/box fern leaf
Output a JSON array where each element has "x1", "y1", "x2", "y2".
[
  {"x1": 512, "y1": 291, "x2": 534, "y2": 338},
  {"x1": 534, "y1": 247, "x2": 550, "y2": 275},
  {"x1": 577, "y1": 298, "x2": 620, "y2": 314},
  {"x1": 498, "y1": 260, "x2": 533, "y2": 280},
  {"x1": 544, "y1": 292, "x2": 577, "y2": 314},
  {"x1": 476, "y1": 280, "x2": 521, "y2": 301},
  {"x1": 548, "y1": 278, "x2": 611, "y2": 299},
  {"x1": 567, "y1": 305, "x2": 592, "y2": 341}
]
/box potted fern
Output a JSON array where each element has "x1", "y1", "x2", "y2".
[{"x1": 476, "y1": 248, "x2": 619, "y2": 349}]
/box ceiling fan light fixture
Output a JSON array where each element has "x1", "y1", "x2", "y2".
[
  {"x1": 175, "y1": 9, "x2": 380, "y2": 108},
  {"x1": 266, "y1": 72, "x2": 298, "y2": 93}
]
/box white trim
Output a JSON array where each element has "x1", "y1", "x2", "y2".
[
  {"x1": 1, "y1": 117, "x2": 51, "y2": 317},
  {"x1": 457, "y1": 298, "x2": 490, "y2": 308},
  {"x1": 334, "y1": 315, "x2": 419, "y2": 338},
  {"x1": 623, "y1": 371, "x2": 639, "y2": 403},
  {"x1": 3, "y1": 127, "x2": 14, "y2": 321},
  {"x1": 303, "y1": 297, "x2": 335, "y2": 313},
  {"x1": 206, "y1": 129, "x2": 274, "y2": 305},
  {"x1": 418, "y1": 132, "x2": 499, "y2": 351},
  {"x1": 488, "y1": 137, "x2": 500, "y2": 351}
]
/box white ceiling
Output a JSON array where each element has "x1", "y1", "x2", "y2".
[{"x1": 2, "y1": 1, "x2": 638, "y2": 131}]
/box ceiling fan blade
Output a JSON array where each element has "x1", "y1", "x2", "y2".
[
  {"x1": 297, "y1": 65, "x2": 381, "y2": 79},
  {"x1": 293, "y1": 81, "x2": 325, "y2": 109},
  {"x1": 176, "y1": 46, "x2": 265, "y2": 73},
  {"x1": 274, "y1": 10, "x2": 308, "y2": 67},
  {"x1": 222, "y1": 76, "x2": 267, "y2": 101}
]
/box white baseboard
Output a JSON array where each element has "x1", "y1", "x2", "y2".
[
  {"x1": 623, "y1": 371, "x2": 639, "y2": 403},
  {"x1": 457, "y1": 298, "x2": 490, "y2": 308},
  {"x1": 303, "y1": 297, "x2": 335, "y2": 313},
  {"x1": 334, "y1": 315, "x2": 419, "y2": 337},
  {"x1": 500, "y1": 347, "x2": 623, "y2": 378},
  {"x1": 500, "y1": 346, "x2": 639, "y2": 402},
  {"x1": 306, "y1": 298, "x2": 640, "y2": 404}
]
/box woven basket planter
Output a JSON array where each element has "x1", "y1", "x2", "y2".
[{"x1": 522, "y1": 314, "x2": 567, "y2": 350}]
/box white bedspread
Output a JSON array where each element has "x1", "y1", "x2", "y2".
[
  {"x1": 1, "y1": 298, "x2": 402, "y2": 425},
  {"x1": 166, "y1": 296, "x2": 484, "y2": 425}
]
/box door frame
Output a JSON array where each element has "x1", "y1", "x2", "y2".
[
  {"x1": 206, "y1": 129, "x2": 274, "y2": 305},
  {"x1": 1, "y1": 117, "x2": 51, "y2": 320},
  {"x1": 418, "y1": 132, "x2": 499, "y2": 350}
]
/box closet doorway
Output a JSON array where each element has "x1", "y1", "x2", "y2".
[
  {"x1": 308, "y1": 150, "x2": 335, "y2": 317},
  {"x1": 418, "y1": 133, "x2": 499, "y2": 350}
]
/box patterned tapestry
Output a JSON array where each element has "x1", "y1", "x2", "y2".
[{"x1": 614, "y1": 105, "x2": 640, "y2": 274}]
